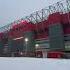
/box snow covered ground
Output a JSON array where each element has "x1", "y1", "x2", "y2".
[{"x1": 0, "y1": 57, "x2": 70, "y2": 70}]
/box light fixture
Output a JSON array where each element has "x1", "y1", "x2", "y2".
[
  {"x1": 35, "y1": 44, "x2": 39, "y2": 49},
  {"x1": 24, "y1": 38, "x2": 29, "y2": 42},
  {"x1": 13, "y1": 36, "x2": 23, "y2": 40}
]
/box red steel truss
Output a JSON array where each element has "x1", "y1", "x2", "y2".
[{"x1": 0, "y1": 0, "x2": 70, "y2": 33}]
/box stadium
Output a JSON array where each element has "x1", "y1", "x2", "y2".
[{"x1": 0, "y1": 0, "x2": 70, "y2": 58}]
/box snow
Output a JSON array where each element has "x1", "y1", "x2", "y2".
[{"x1": 0, "y1": 57, "x2": 70, "y2": 70}]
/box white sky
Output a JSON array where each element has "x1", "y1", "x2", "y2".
[{"x1": 0, "y1": 0, "x2": 61, "y2": 27}]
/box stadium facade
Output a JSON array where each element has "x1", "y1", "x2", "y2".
[{"x1": 0, "y1": 0, "x2": 70, "y2": 58}]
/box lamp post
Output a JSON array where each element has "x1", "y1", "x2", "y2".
[
  {"x1": 35, "y1": 44, "x2": 39, "y2": 49},
  {"x1": 35, "y1": 44, "x2": 39, "y2": 57},
  {"x1": 24, "y1": 38, "x2": 29, "y2": 56}
]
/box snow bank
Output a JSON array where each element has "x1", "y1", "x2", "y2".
[{"x1": 0, "y1": 57, "x2": 70, "y2": 70}]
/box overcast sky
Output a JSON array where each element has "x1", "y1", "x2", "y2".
[{"x1": 0, "y1": 0, "x2": 61, "y2": 27}]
